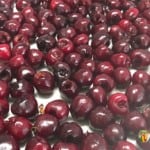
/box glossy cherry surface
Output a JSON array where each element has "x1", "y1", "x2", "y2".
[
  {"x1": 81, "y1": 133, "x2": 108, "y2": 150},
  {"x1": 25, "y1": 136, "x2": 51, "y2": 150},
  {"x1": 89, "y1": 106, "x2": 114, "y2": 129},
  {"x1": 104, "y1": 123, "x2": 126, "y2": 145},
  {"x1": 33, "y1": 71, "x2": 55, "y2": 94},
  {"x1": 7, "y1": 116, "x2": 32, "y2": 141},
  {"x1": 34, "y1": 114, "x2": 58, "y2": 138},
  {"x1": 108, "y1": 93, "x2": 129, "y2": 116},
  {"x1": 71, "y1": 94, "x2": 94, "y2": 119},
  {"x1": 45, "y1": 100, "x2": 69, "y2": 121},
  {"x1": 0, "y1": 133, "x2": 19, "y2": 150},
  {"x1": 57, "y1": 121, "x2": 83, "y2": 143}
]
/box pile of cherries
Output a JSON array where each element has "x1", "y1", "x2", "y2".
[{"x1": 0, "y1": 0, "x2": 149, "y2": 149}]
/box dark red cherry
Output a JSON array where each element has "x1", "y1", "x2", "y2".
[
  {"x1": 88, "y1": 86, "x2": 107, "y2": 106},
  {"x1": 80, "y1": 59, "x2": 96, "y2": 73},
  {"x1": 96, "y1": 61, "x2": 114, "y2": 75},
  {"x1": 52, "y1": 14, "x2": 67, "y2": 29},
  {"x1": 7, "y1": 116, "x2": 32, "y2": 141},
  {"x1": 89, "y1": 106, "x2": 114, "y2": 129},
  {"x1": 113, "y1": 40, "x2": 131, "y2": 53},
  {"x1": 108, "y1": 93, "x2": 129, "y2": 116},
  {"x1": 126, "y1": 84, "x2": 145, "y2": 107},
  {"x1": 75, "y1": 44, "x2": 92, "y2": 59},
  {"x1": 57, "y1": 38, "x2": 74, "y2": 53},
  {"x1": 37, "y1": 34, "x2": 56, "y2": 52},
  {"x1": 34, "y1": 114, "x2": 58, "y2": 138},
  {"x1": 73, "y1": 34, "x2": 89, "y2": 45},
  {"x1": 10, "y1": 79, "x2": 34, "y2": 98},
  {"x1": 131, "y1": 34, "x2": 150, "y2": 49},
  {"x1": 110, "y1": 25, "x2": 129, "y2": 42},
  {"x1": 4, "y1": 19, "x2": 20, "y2": 35},
  {"x1": 94, "y1": 44, "x2": 112, "y2": 60},
  {"x1": 122, "y1": 111, "x2": 147, "y2": 133},
  {"x1": 19, "y1": 23, "x2": 35, "y2": 38},
  {"x1": 113, "y1": 141, "x2": 137, "y2": 150},
  {"x1": 68, "y1": 13, "x2": 82, "y2": 24},
  {"x1": 25, "y1": 136, "x2": 51, "y2": 150},
  {"x1": 125, "y1": 8, "x2": 139, "y2": 21},
  {"x1": 92, "y1": 23, "x2": 108, "y2": 34},
  {"x1": 111, "y1": 53, "x2": 131, "y2": 67},
  {"x1": 92, "y1": 32, "x2": 110, "y2": 48},
  {"x1": 54, "y1": 62, "x2": 71, "y2": 83},
  {"x1": 45, "y1": 100, "x2": 69, "y2": 121},
  {"x1": 130, "y1": 49, "x2": 150, "y2": 69},
  {"x1": 107, "y1": 9, "x2": 122, "y2": 25},
  {"x1": 27, "y1": 49, "x2": 44, "y2": 69},
  {"x1": 71, "y1": 94, "x2": 94, "y2": 120},
  {"x1": 33, "y1": 71, "x2": 55, "y2": 95},
  {"x1": 0, "y1": 133, "x2": 19, "y2": 150},
  {"x1": 9, "y1": 55, "x2": 25, "y2": 69},
  {"x1": 53, "y1": 141, "x2": 79, "y2": 150},
  {"x1": 11, "y1": 94, "x2": 38, "y2": 118},
  {"x1": 113, "y1": 67, "x2": 131, "y2": 88},
  {"x1": 82, "y1": 133, "x2": 108, "y2": 150},
  {"x1": 73, "y1": 68, "x2": 93, "y2": 87},
  {"x1": 17, "y1": 65, "x2": 35, "y2": 81},
  {"x1": 59, "y1": 79, "x2": 78, "y2": 98},
  {"x1": 74, "y1": 18, "x2": 91, "y2": 34},
  {"x1": 104, "y1": 123, "x2": 126, "y2": 145},
  {"x1": 10, "y1": 12, "x2": 23, "y2": 23},
  {"x1": 132, "y1": 70, "x2": 150, "y2": 86},
  {"x1": 11, "y1": 42, "x2": 29, "y2": 57},
  {"x1": 93, "y1": 74, "x2": 115, "y2": 92},
  {"x1": 57, "y1": 122, "x2": 83, "y2": 143},
  {"x1": 58, "y1": 27, "x2": 76, "y2": 39},
  {"x1": 64, "y1": 52, "x2": 82, "y2": 68},
  {"x1": 45, "y1": 48, "x2": 64, "y2": 66}
]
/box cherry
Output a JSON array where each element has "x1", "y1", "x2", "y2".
[
  {"x1": 73, "y1": 68, "x2": 93, "y2": 87},
  {"x1": 122, "y1": 111, "x2": 147, "y2": 134},
  {"x1": 89, "y1": 106, "x2": 114, "y2": 129},
  {"x1": 25, "y1": 136, "x2": 51, "y2": 150},
  {"x1": 108, "y1": 93, "x2": 129, "y2": 116},
  {"x1": 71, "y1": 94, "x2": 94, "y2": 120},
  {"x1": 59, "y1": 79, "x2": 78, "y2": 98},
  {"x1": 88, "y1": 86, "x2": 107, "y2": 105},
  {"x1": 113, "y1": 141, "x2": 137, "y2": 150},
  {"x1": 7, "y1": 116, "x2": 32, "y2": 141},
  {"x1": 93, "y1": 74, "x2": 115, "y2": 92},
  {"x1": 45, "y1": 48, "x2": 64, "y2": 66},
  {"x1": 81, "y1": 133, "x2": 108, "y2": 150},
  {"x1": 34, "y1": 114, "x2": 58, "y2": 138},
  {"x1": 33, "y1": 71, "x2": 55, "y2": 95},
  {"x1": 11, "y1": 94, "x2": 38, "y2": 118},
  {"x1": 45, "y1": 100, "x2": 69, "y2": 121},
  {"x1": 104, "y1": 123, "x2": 126, "y2": 145},
  {"x1": 126, "y1": 84, "x2": 145, "y2": 107},
  {"x1": 57, "y1": 121, "x2": 83, "y2": 143},
  {"x1": 0, "y1": 133, "x2": 19, "y2": 150}
]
